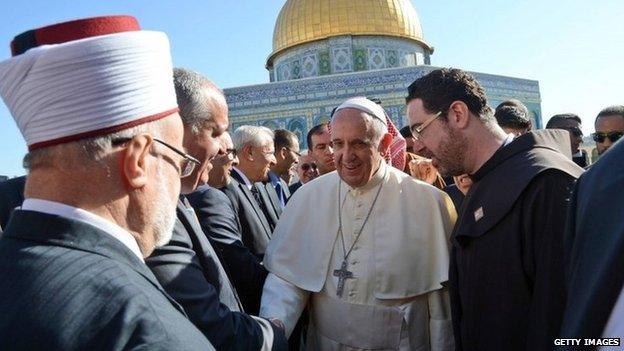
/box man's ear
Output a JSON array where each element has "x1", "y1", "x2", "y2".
[
  {"x1": 122, "y1": 135, "x2": 152, "y2": 189},
  {"x1": 242, "y1": 144, "x2": 254, "y2": 161},
  {"x1": 278, "y1": 146, "x2": 287, "y2": 160},
  {"x1": 378, "y1": 133, "x2": 393, "y2": 154},
  {"x1": 448, "y1": 101, "x2": 471, "y2": 129}
]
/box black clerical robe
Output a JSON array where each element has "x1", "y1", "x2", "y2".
[
  {"x1": 449, "y1": 130, "x2": 584, "y2": 351},
  {"x1": 0, "y1": 209, "x2": 212, "y2": 350}
]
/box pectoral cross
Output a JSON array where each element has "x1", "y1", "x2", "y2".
[{"x1": 333, "y1": 260, "x2": 353, "y2": 297}]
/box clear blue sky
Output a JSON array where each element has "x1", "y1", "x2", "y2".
[{"x1": 0, "y1": 0, "x2": 621, "y2": 176}]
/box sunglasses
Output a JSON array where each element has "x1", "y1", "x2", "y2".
[
  {"x1": 300, "y1": 162, "x2": 318, "y2": 171},
  {"x1": 592, "y1": 131, "x2": 624, "y2": 143}
]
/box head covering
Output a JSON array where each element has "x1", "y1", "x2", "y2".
[
  {"x1": 334, "y1": 96, "x2": 387, "y2": 126},
  {"x1": 331, "y1": 96, "x2": 406, "y2": 170},
  {"x1": 383, "y1": 113, "x2": 406, "y2": 171},
  {"x1": 0, "y1": 16, "x2": 178, "y2": 151}
]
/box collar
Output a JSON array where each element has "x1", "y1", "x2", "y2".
[
  {"x1": 343, "y1": 160, "x2": 388, "y2": 194},
  {"x1": 502, "y1": 133, "x2": 515, "y2": 147},
  {"x1": 267, "y1": 171, "x2": 281, "y2": 187},
  {"x1": 471, "y1": 130, "x2": 570, "y2": 182},
  {"x1": 232, "y1": 167, "x2": 253, "y2": 190},
  {"x1": 21, "y1": 198, "x2": 144, "y2": 261}
]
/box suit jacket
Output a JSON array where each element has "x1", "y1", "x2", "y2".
[
  {"x1": 0, "y1": 175, "x2": 26, "y2": 229},
  {"x1": 279, "y1": 177, "x2": 291, "y2": 199},
  {"x1": 147, "y1": 199, "x2": 285, "y2": 350},
  {"x1": 0, "y1": 209, "x2": 212, "y2": 350},
  {"x1": 289, "y1": 181, "x2": 303, "y2": 195},
  {"x1": 265, "y1": 171, "x2": 291, "y2": 208},
  {"x1": 257, "y1": 181, "x2": 281, "y2": 230},
  {"x1": 221, "y1": 171, "x2": 273, "y2": 257},
  {"x1": 187, "y1": 185, "x2": 269, "y2": 315},
  {"x1": 558, "y1": 140, "x2": 624, "y2": 347}
]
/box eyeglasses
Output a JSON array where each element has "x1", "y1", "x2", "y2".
[
  {"x1": 285, "y1": 146, "x2": 302, "y2": 157},
  {"x1": 225, "y1": 148, "x2": 237, "y2": 159},
  {"x1": 410, "y1": 111, "x2": 442, "y2": 140},
  {"x1": 113, "y1": 137, "x2": 201, "y2": 178},
  {"x1": 300, "y1": 162, "x2": 318, "y2": 172},
  {"x1": 592, "y1": 131, "x2": 623, "y2": 143}
]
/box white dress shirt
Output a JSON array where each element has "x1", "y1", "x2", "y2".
[{"x1": 232, "y1": 167, "x2": 254, "y2": 190}]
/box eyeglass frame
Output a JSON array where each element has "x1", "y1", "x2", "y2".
[
  {"x1": 284, "y1": 146, "x2": 302, "y2": 157},
  {"x1": 112, "y1": 137, "x2": 201, "y2": 178},
  {"x1": 299, "y1": 162, "x2": 318, "y2": 172},
  {"x1": 410, "y1": 111, "x2": 442, "y2": 140},
  {"x1": 225, "y1": 148, "x2": 237, "y2": 158},
  {"x1": 592, "y1": 131, "x2": 624, "y2": 143}
]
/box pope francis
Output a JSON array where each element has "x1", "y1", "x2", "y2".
[{"x1": 260, "y1": 97, "x2": 456, "y2": 350}]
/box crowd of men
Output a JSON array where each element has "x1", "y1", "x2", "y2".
[{"x1": 0, "y1": 15, "x2": 622, "y2": 351}]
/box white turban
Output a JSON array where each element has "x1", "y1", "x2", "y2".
[
  {"x1": 334, "y1": 96, "x2": 388, "y2": 126},
  {"x1": 0, "y1": 16, "x2": 177, "y2": 151}
]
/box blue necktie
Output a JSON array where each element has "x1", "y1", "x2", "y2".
[{"x1": 275, "y1": 181, "x2": 286, "y2": 208}]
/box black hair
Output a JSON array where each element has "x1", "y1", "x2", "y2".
[{"x1": 306, "y1": 123, "x2": 328, "y2": 150}]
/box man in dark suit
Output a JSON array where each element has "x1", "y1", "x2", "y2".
[
  {"x1": 266, "y1": 129, "x2": 299, "y2": 209},
  {"x1": 257, "y1": 179, "x2": 282, "y2": 230},
  {"x1": 0, "y1": 16, "x2": 212, "y2": 349},
  {"x1": 146, "y1": 68, "x2": 286, "y2": 350},
  {"x1": 224, "y1": 126, "x2": 276, "y2": 258},
  {"x1": 558, "y1": 139, "x2": 624, "y2": 347},
  {"x1": 188, "y1": 184, "x2": 269, "y2": 316},
  {"x1": 187, "y1": 131, "x2": 269, "y2": 316},
  {"x1": 0, "y1": 175, "x2": 26, "y2": 229}
]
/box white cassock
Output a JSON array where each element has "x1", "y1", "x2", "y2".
[{"x1": 261, "y1": 161, "x2": 456, "y2": 351}]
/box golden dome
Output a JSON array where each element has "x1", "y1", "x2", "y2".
[{"x1": 268, "y1": 0, "x2": 431, "y2": 67}]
